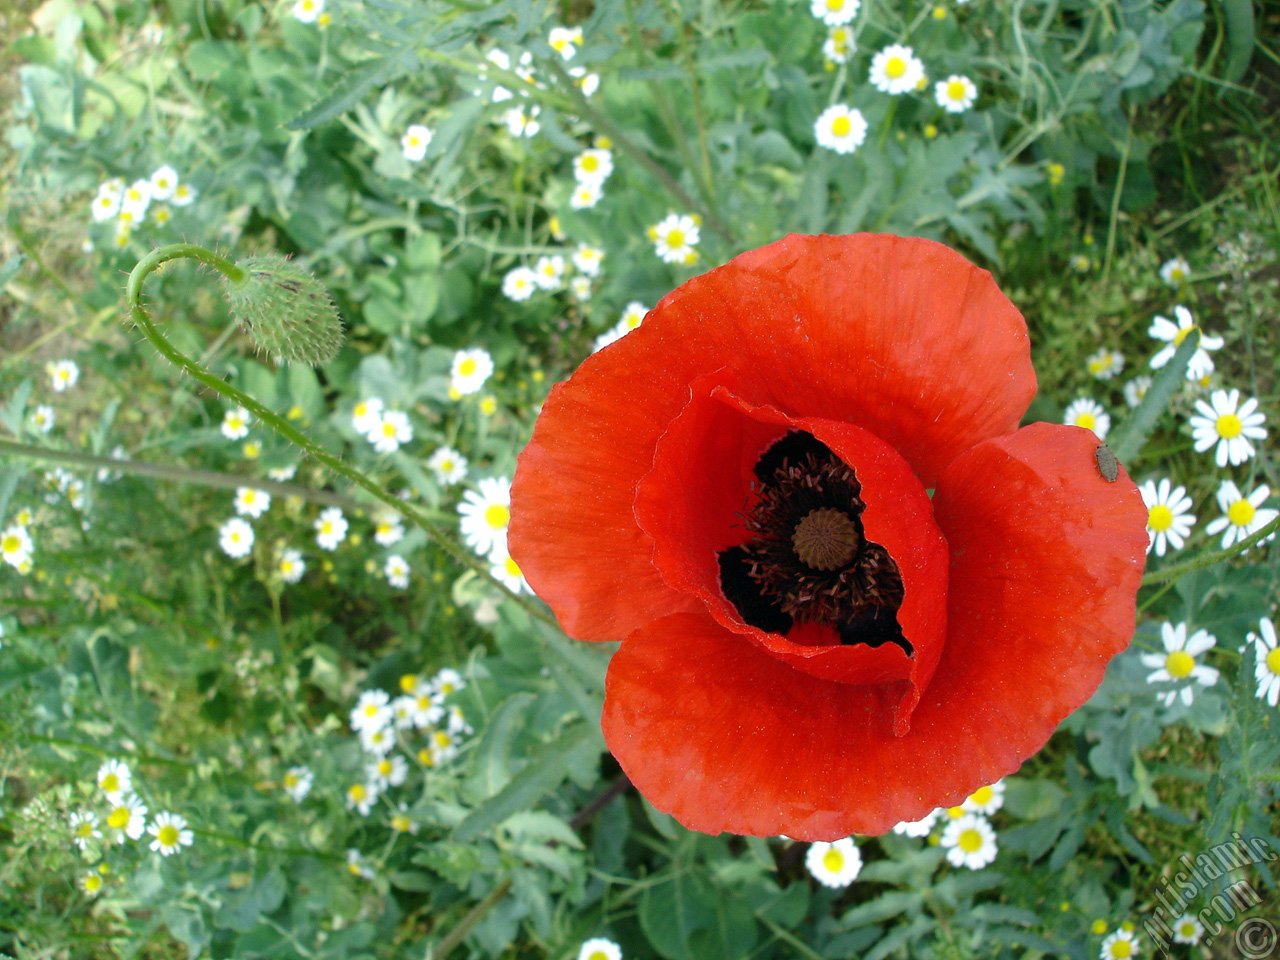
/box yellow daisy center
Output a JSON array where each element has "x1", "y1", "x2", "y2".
[
  {"x1": 392, "y1": 815, "x2": 412, "y2": 832},
  {"x1": 157, "y1": 824, "x2": 179, "y2": 846},
  {"x1": 3, "y1": 534, "x2": 21, "y2": 553},
  {"x1": 665, "y1": 229, "x2": 686, "y2": 248},
  {"x1": 1165, "y1": 650, "x2": 1195, "y2": 678},
  {"x1": 830, "y1": 115, "x2": 852, "y2": 137},
  {"x1": 947, "y1": 80, "x2": 967, "y2": 101},
  {"x1": 458, "y1": 358, "x2": 478, "y2": 377},
  {"x1": 885, "y1": 57, "x2": 906, "y2": 79},
  {"x1": 958, "y1": 828, "x2": 983, "y2": 853},
  {"x1": 440, "y1": 681, "x2": 456, "y2": 695},
  {"x1": 76, "y1": 821, "x2": 95, "y2": 837},
  {"x1": 377, "y1": 759, "x2": 392, "y2": 776},
  {"x1": 1148, "y1": 504, "x2": 1174, "y2": 532},
  {"x1": 1215, "y1": 413, "x2": 1243, "y2": 439},
  {"x1": 107, "y1": 807, "x2": 129, "y2": 829},
  {"x1": 382, "y1": 422, "x2": 397, "y2": 436},
  {"x1": 822, "y1": 848, "x2": 846, "y2": 872},
  {"x1": 503, "y1": 556, "x2": 521, "y2": 577},
  {"x1": 1112, "y1": 940, "x2": 1133, "y2": 959},
  {"x1": 433, "y1": 731, "x2": 451, "y2": 747},
  {"x1": 484, "y1": 504, "x2": 510, "y2": 529},
  {"x1": 588, "y1": 953, "x2": 609, "y2": 960},
  {"x1": 283, "y1": 772, "x2": 299, "y2": 787},
  {"x1": 1266, "y1": 648, "x2": 1280, "y2": 675},
  {"x1": 826, "y1": 0, "x2": 844, "y2": 9},
  {"x1": 969, "y1": 786, "x2": 993, "y2": 806},
  {"x1": 1173, "y1": 326, "x2": 1195, "y2": 346},
  {"x1": 85, "y1": 874, "x2": 103, "y2": 891},
  {"x1": 350, "y1": 784, "x2": 367, "y2": 801},
  {"x1": 1076, "y1": 412, "x2": 1097, "y2": 430},
  {"x1": 1228, "y1": 499, "x2": 1256, "y2": 527},
  {"x1": 581, "y1": 155, "x2": 599, "y2": 172},
  {"x1": 418, "y1": 748, "x2": 434, "y2": 766},
  {"x1": 100, "y1": 772, "x2": 120, "y2": 793}
]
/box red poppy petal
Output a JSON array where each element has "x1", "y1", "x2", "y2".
[
  {"x1": 601, "y1": 424, "x2": 1146, "y2": 841},
  {"x1": 633, "y1": 376, "x2": 947, "y2": 713}
]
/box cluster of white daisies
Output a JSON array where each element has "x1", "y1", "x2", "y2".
[
  {"x1": 501, "y1": 242, "x2": 607, "y2": 305},
  {"x1": 1062, "y1": 258, "x2": 1273, "y2": 559},
  {"x1": 805, "y1": 780, "x2": 1005, "y2": 889},
  {"x1": 88, "y1": 165, "x2": 196, "y2": 247},
  {"x1": 809, "y1": 0, "x2": 980, "y2": 157},
  {"x1": 1141, "y1": 616, "x2": 1280, "y2": 710},
  {"x1": 477, "y1": 29, "x2": 599, "y2": 141},
  {"x1": 68, "y1": 759, "x2": 194, "y2": 897}
]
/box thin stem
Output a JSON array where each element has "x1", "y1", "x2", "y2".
[
  {"x1": 432, "y1": 878, "x2": 513, "y2": 958},
  {"x1": 1141, "y1": 514, "x2": 1280, "y2": 585},
  {"x1": 124, "y1": 244, "x2": 556, "y2": 627}
]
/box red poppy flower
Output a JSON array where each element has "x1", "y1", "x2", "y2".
[{"x1": 509, "y1": 233, "x2": 1147, "y2": 841}]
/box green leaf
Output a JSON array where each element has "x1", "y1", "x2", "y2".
[
  {"x1": 286, "y1": 52, "x2": 416, "y2": 130},
  {"x1": 214, "y1": 869, "x2": 287, "y2": 932},
  {"x1": 1107, "y1": 327, "x2": 1200, "y2": 464},
  {"x1": 0, "y1": 255, "x2": 24, "y2": 292},
  {"x1": 453, "y1": 720, "x2": 602, "y2": 841}
]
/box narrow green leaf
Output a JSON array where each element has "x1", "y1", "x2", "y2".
[
  {"x1": 1108, "y1": 328, "x2": 1200, "y2": 464},
  {"x1": 286, "y1": 52, "x2": 413, "y2": 130}
]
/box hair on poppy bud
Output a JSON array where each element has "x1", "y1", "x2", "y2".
[{"x1": 221, "y1": 253, "x2": 343, "y2": 365}]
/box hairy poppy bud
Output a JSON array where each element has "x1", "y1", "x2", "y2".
[{"x1": 221, "y1": 253, "x2": 343, "y2": 365}]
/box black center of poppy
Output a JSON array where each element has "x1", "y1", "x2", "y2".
[{"x1": 717, "y1": 431, "x2": 911, "y2": 654}]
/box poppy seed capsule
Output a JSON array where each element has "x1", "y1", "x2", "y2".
[
  {"x1": 1095, "y1": 444, "x2": 1119, "y2": 483},
  {"x1": 221, "y1": 253, "x2": 344, "y2": 366}
]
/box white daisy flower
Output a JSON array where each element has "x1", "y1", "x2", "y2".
[
  {"x1": 96, "y1": 759, "x2": 132, "y2": 799},
  {"x1": 1085, "y1": 348, "x2": 1125, "y2": 380},
  {"x1": 314, "y1": 506, "x2": 348, "y2": 551},
  {"x1": 593, "y1": 301, "x2": 649, "y2": 352},
  {"x1": 810, "y1": 0, "x2": 860, "y2": 27},
  {"x1": 502, "y1": 104, "x2": 541, "y2": 138},
  {"x1": 1141, "y1": 621, "x2": 1218, "y2": 707},
  {"x1": 1249, "y1": 617, "x2": 1280, "y2": 707},
  {"x1": 105, "y1": 794, "x2": 148, "y2": 842},
  {"x1": 32, "y1": 404, "x2": 55, "y2": 433},
  {"x1": 90, "y1": 180, "x2": 123, "y2": 222},
  {"x1": 570, "y1": 276, "x2": 593, "y2": 301},
  {"x1": 218, "y1": 517, "x2": 255, "y2": 559},
  {"x1": 1138, "y1": 478, "x2": 1195, "y2": 557},
  {"x1": 822, "y1": 25, "x2": 856, "y2": 63},
  {"x1": 1159, "y1": 256, "x2": 1190, "y2": 287},
  {"x1": 221, "y1": 406, "x2": 252, "y2": 440},
  {"x1": 805, "y1": 837, "x2": 863, "y2": 887},
  {"x1": 961, "y1": 780, "x2": 1005, "y2": 816},
  {"x1": 814, "y1": 104, "x2": 869, "y2": 155},
  {"x1": 502, "y1": 266, "x2": 539, "y2": 302},
  {"x1": 489, "y1": 548, "x2": 529, "y2": 594},
  {"x1": 46, "y1": 359, "x2": 80, "y2": 392},
  {"x1": 119, "y1": 179, "x2": 152, "y2": 224},
  {"x1": 532, "y1": 254, "x2": 566, "y2": 290},
  {"x1": 569, "y1": 181, "x2": 603, "y2": 209},
  {"x1": 428, "y1": 728, "x2": 459, "y2": 764},
  {"x1": 293, "y1": 0, "x2": 323, "y2": 22},
  {"x1": 432, "y1": 667, "x2": 466, "y2": 698},
  {"x1": 548, "y1": 25, "x2": 584, "y2": 59},
  {"x1": 1099, "y1": 928, "x2": 1140, "y2": 960},
  {"x1": 1, "y1": 525, "x2": 33, "y2": 569},
  {"x1": 267, "y1": 463, "x2": 297, "y2": 482},
  {"x1": 572, "y1": 243, "x2": 605, "y2": 277},
  {"x1": 171, "y1": 182, "x2": 197, "y2": 206},
  {"x1": 401, "y1": 123, "x2": 433, "y2": 162},
  {"x1": 869, "y1": 44, "x2": 926, "y2": 95},
  {"x1": 458, "y1": 477, "x2": 511, "y2": 558},
  {"x1": 573, "y1": 148, "x2": 614, "y2": 186},
  {"x1": 1188, "y1": 388, "x2": 1267, "y2": 467},
  {"x1": 450, "y1": 348, "x2": 494, "y2": 396},
  {"x1": 70, "y1": 810, "x2": 102, "y2": 850},
  {"x1": 1063, "y1": 397, "x2": 1111, "y2": 439},
  {"x1": 277, "y1": 548, "x2": 306, "y2": 583},
  {"x1": 368, "y1": 410, "x2": 414, "y2": 454},
  {"x1": 1205, "y1": 480, "x2": 1277, "y2": 550},
  {"x1": 369, "y1": 514, "x2": 404, "y2": 549},
  {"x1": 577, "y1": 938, "x2": 622, "y2": 960},
  {"x1": 446, "y1": 703, "x2": 472, "y2": 736},
  {"x1": 282, "y1": 765, "x2": 313, "y2": 802},
  {"x1": 345, "y1": 781, "x2": 380, "y2": 816},
  {"x1": 410, "y1": 684, "x2": 445, "y2": 729},
  {"x1": 345, "y1": 847, "x2": 376, "y2": 879},
  {"x1": 359, "y1": 724, "x2": 396, "y2": 756},
  {"x1": 934, "y1": 74, "x2": 978, "y2": 113},
  {"x1": 651, "y1": 214, "x2": 700, "y2": 264},
  {"x1": 569, "y1": 66, "x2": 600, "y2": 96},
  {"x1": 390, "y1": 807, "x2": 418, "y2": 834},
  {"x1": 940, "y1": 813, "x2": 998, "y2": 869},
  {"x1": 148, "y1": 811, "x2": 194, "y2": 856},
  {"x1": 351, "y1": 396, "x2": 385, "y2": 434},
  {"x1": 1148, "y1": 305, "x2": 1223, "y2": 381},
  {"x1": 234, "y1": 487, "x2": 271, "y2": 519},
  {"x1": 350, "y1": 689, "x2": 392, "y2": 734},
  {"x1": 384, "y1": 554, "x2": 410, "y2": 589},
  {"x1": 148, "y1": 165, "x2": 179, "y2": 201},
  {"x1": 80, "y1": 871, "x2": 106, "y2": 896},
  {"x1": 1170, "y1": 914, "x2": 1203, "y2": 945},
  {"x1": 1123, "y1": 375, "x2": 1152, "y2": 408},
  {"x1": 368, "y1": 753, "x2": 409, "y2": 789},
  {"x1": 891, "y1": 809, "x2": 939, "y2": 837}
]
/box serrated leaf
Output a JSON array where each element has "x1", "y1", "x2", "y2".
[{"x1": 286, "y1": 53, "x2": 414, "y2": 130}]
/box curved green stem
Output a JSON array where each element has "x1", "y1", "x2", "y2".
[
  {"x1": 1141, "y1": 513, "x2": 1280, "y2": 585},
  {"x1": 125, "y1": 244, "x2": 556, "y2": 627}
]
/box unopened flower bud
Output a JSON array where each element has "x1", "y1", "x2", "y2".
[{"x1": 222, "y1": 253, "x2": 343, "y2": 365}]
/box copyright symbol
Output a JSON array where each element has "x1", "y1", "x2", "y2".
[{"x1": 1236, "y1": 918, "x2": 1278, "y2": 959}]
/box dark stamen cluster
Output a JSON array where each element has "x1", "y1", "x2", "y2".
[{"x1": 717, "y1": 431, "x2": 910, "y2": 653}]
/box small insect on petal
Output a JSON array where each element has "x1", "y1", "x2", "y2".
[{"x1": 1095, "y1": 443, "x2": 1119, "y2": 483}]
